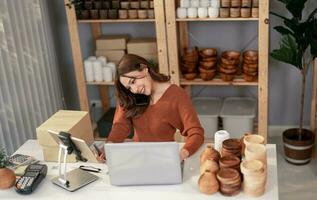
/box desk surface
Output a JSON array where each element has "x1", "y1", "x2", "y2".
[{"x1": 0, "y1": 140, "x2": 278, "y2": 200}]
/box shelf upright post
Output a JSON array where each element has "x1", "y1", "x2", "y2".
[
  {"x1": 64, "y1": 0, "x2": 90, "y2": 111},
  {"x1": 91, "y1": 23, "x2": 110, "y2": 112},
  {"x1": 165, "y1": 0, "x2": 180, "y2": 85},
  {"x1": 258, "y1": 0, "x2": 269, "y2": 142}
]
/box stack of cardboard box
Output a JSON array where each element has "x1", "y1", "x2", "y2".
[
  {"x1": 36, "y1": 110, "x2": 94, "y2": 162},
  {"x1": 95, "y1": 35, "x2": 128, "y2": 64},
  {"x1": 127, "y1": 38, "x2": 158, "y2": 62}
]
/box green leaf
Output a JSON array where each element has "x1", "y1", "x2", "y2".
[
  {"x1": 274, "y1": 26, "x2": 294, "y2": 36},
  {"x1": 270, "y1": 35, "x2": 302, "y2": 69},
  {"x1": 286, "y1": 0, "x2": 308, "y2": 20}
]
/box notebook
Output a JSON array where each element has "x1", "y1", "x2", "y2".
[{"x1": 104, "y1": 142, "x2": 182, "y2": 186}]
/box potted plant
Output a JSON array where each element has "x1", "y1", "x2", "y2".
[
  {"x1": 0, "y1": 148, "x2": 16, "y2": 189},
  {"x1": 270, "y1": 0, "x2": 317, "y2": 165}
]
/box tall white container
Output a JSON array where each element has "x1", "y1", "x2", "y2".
[
  {"x1": 220, "y1": 97, "x2": 256, "y2": 138},
  {"x1": 192, "y1": 97, "x2": 222, "y2": 139}
]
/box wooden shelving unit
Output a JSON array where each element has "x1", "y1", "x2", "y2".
[
  {"x1": 165, "y1": 0, "x2": 269, "y2": 142},
  {"x1": 64, "y1": 0, "x2": 169, "y2": 138}
]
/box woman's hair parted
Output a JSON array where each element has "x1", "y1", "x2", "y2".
[{"x1": 115, "y1": 54, "x2": 170, "y2": 118}]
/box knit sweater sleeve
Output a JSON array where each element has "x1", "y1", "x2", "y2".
[
  {"x1": 177, "y1": 90, "x2": 204, "y2": 156},
  {"x1": 107, "y1": 105, "x2": 132, "y2": 143}
]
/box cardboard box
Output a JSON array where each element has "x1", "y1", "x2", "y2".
[
  {"x1": 36, "y1": 110, "x2": 94, "y2": 162},
  {"x1": 42, "y1": 146, "x2": 77, "y2": 162},
  {"x1": 96, "y1": 35, "x2": 129, "y2": 50},
  {"x1": 127, "y1": 38, "x2": 157, "y2": 55},
  {"x1": 95, "y1": 50, "x2": 125, "y2": 64}
]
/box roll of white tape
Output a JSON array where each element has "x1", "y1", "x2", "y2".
[
  {"x1": 210, "y1": 0, "x2": 220, "y2": 8},
  {"x1": 107, "y1": 62, "x2": 116, "y2": 79},
  {"x1": 187, "y1": 7, "x2": 198, "y2": 18},
  {"x1": 84, "y1": 59, "x2": 94, "y2": 82},
  {"x1": 214, "y1": 130, "x2": 230, "y2": 151},
  {"x1": 102, "y1": 66, "x2": 113, "y2": 82},
  {"x1": 208, "y1": 7, "x2": 219, "y2": 18},
  {"x1": 97, "y1": 56, "x2": 107, "y2": 67},
  {"x1": 93, "y1": 60, "x2": 103, "y2": 82},
  {"x1": 191, "y1": 0, "x2": 200, "y2": 7},
  {"x1": 198, "y1": 7, "x2": 208, "y2": 18},
  {"x1": 177, "y1": 7, "x2": 187, "y2": 18},
  {"x1": 180, "y1": 0, "x2": 190, "y2": 8}
]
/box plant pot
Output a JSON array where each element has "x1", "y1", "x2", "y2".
[
  {"x1": 283, "y1": 128, "x2": 315, "y2": 165},
  {"x1": 0, "y1": 167, "x2": 16, "y2": 189}
]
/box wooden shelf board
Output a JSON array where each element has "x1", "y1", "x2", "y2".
[
  {"x1": 176, "y1": 18, "x2": 258, "y2": 22},
  {"x1": 78, "y1": 19, "x2": 155, "y2": 23},
  {"x1": 87, "y1": 81, "x2": 114, "y2": 85},
  {"x1": 180, "y1": 76, "x2": 258, "y2": 86}
]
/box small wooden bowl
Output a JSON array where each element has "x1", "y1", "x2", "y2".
[
  {"x1": 252, "y1": 0, "x2": 259, "y2": 8},
  {"x1": 243, "y1": 73, "x2": 257, "y2": 82},
  {"x1": 130, "y1": 1, "x2": 140, "y2": 9},
  {"x1": 243, "y1": 62, "x2": 258, "y2": 69},
  {"x1": 222, "y1": 51, "x2": 241, "y2": 60},
  {"x1": 200, "y1": 71, "x2": 216, "y2": 81},
  {"x1": 120, "y1": 1, "x2": 130, "y2": 9},
  {"x1": 118, "y1": 10, "x2": 128, "y2": 19},
  {"x1": 220, "y1": 63, "x2": 238, "y2": 70},
  {"x1": 200, "y1": 60, "x2": 217, "y2": 68},
  {"x1": 138, "y1": 9, "x2": 148, "y2": 19},
  {"x1": 221, "y1": 57, "x2": 239, "y2": 65},
  {"x1": 219, "y1": 155, "x2": 241, "y2": 169},
  {"x1": 231, "y1": 0, "x2": 241, "y2": 8},
  {"x1": 220, "y1": 8, "x2": 230, "y2": 18},
  {"x1": 199, "y1": 66, "x2": 217, "y2": 73},
  {"x1": 183, "y1": 73, "x2": 197, "y2": 80},
  {"x1": 221, "y1": 0, "x2": 231, "y2": 7},
  {"x1": 252, "y1": 8, "x2": 259, "y2": 17},
  {"x1": 243, "y1": 65, "x2": 258, "y2": 73},
  {"x1": 201, "y1": 56, "x2": 217, "y2": 62},
  {"x1": 219, "y1": 66, "x2": 237, "y2": 74},
  {"x1": 199, "y1": 48, "x2": 217, "y2": 57},
  {"x1": 147, "y1": 9, "x2": 155, "y2": 19},
  {"x1": 128, "y1": 9, "x2": 138, "y2": 19},
  {"x1": 242, "y1": 0, "x2": 252, "y2": 7},
  {"x1": 243, "y1": 50, "x2": 258, "y2": 59},
  {"x1": 220, "y1": 73, "x2": 235, "y2": 81}
]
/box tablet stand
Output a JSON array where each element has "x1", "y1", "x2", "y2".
[{"x1": 50, "y1": 131, "x2": 98, "y2": 192}]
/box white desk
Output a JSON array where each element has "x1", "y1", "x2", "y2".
[{"x1": 0, "y1": 140, "x2": 278, "y2": 200}]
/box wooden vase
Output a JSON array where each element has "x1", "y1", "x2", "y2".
[
  {"x1": 0, "y1": 168, "x2": 16, "y2": 189},
  {"x1": 200, "y1": 144, "x2": 220, "y2": 164},
  {"x1": 198, "y1": 170, "x2": 219, "y2": 194},
  {"x1": 200, "y1": 158, "x2": 219, "y2": 174}
]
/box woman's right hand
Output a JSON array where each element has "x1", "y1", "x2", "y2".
[{"x1": 97, "y1": 152, "x2": 106, "y2": 163}]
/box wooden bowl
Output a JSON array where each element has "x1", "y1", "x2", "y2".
[
  {"x1": 199, "y1": 66, "x2": 217, "y2": 73},
  {"x1": 199, "y1": 48, "x2": 217, "y2": 58},
  {"x1": 222, "y1": 51, "x2": 241, "y2": 60},
  {"x1": 221, "y1": 57, "x2": 239, "y2": 65},
  {"x1": 220, "y1": 73, "x2": 235, "y2": 81},
  {"x1": 219, "y1": 155, "x2": 241, "y2": 169},
  {"x1": 241, "y1": 8, "x2": 251, "y2": 18},
  {"x1": 181, "y1": 66, "x2": 196, "y2": 73},
  {"x1": 230, "y1": 8, "x2": 240, "y2": 18},
  {"x1": 201, "y1": 56, "x2": 217, "y2": 62},
  {"x1": 243, "y1": 50, "x2": 258, "y2": 60},
  {"x1": 242, "y1": 0, "x2": 252, "y2": 7},
  {"x1": 220, "y1": 8, "x2": 230, "y2": 18},
  {"x1": 200, "y1": 60, "x2": 217, "y2": 68},
  {"x1": 200, "y1": 71, "x2": 216, "y2": 81},
  {"x1": 231, "y1": 0, "x2": 241, "y2": 7},
  {"x1": 219, "y1": 66, "x2": 237, "y2": 74},
  {"x1": 220, "y1": 63, "x2": 238, "y2": 70},
  {"x1": 184, "y1": 47, "x2": 199, "y2": 57},
  {"x1": 183, "y1": 73, "x2": 197, "y2": 80}
]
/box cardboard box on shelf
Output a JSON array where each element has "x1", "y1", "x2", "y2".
[
  {"x1": 36, "y1": 110, "x2": 94, "y2": 162},
  {"x1": 95, "y1": 50, "x2": 125, "y2": 64},
  {"x1": 139, "y1": 53, "x2": 158, "y2": 62},
  {"x1": 127, "y1": 38, "x2": 157, "y2": 55},
  {"x1": 96, "y1": 35, "x2": 129, "y2": 50}
]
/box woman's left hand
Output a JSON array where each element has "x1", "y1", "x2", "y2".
[{"x1": 180, "y1": 148, "x2": 189, "y2": 161}]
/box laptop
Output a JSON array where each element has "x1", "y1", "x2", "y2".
[{"x1": 104, "y1": 142, "x2": 182, "y2": 186}]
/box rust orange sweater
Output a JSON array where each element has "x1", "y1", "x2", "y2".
[{"x1": 107, "y1": 84, "x2": 204, "y2": 156}]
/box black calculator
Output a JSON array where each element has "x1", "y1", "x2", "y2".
[{"x1": 15, "y1": 164, "x2": 47, "y2": 194}]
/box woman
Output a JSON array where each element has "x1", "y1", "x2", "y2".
[{"x1": 103, "y1": 54, "x2": 204, "y2": 161}]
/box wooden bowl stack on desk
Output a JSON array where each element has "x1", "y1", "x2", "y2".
[
  {"x1": 219, "y1": 51, "x2": 240, "y2": 81},
  {"x1": 199, "y1": 48, "x2": 218, "y2": 81}
]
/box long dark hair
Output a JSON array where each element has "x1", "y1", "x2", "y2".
[{"x1": 115, "y1": 54, "x2": 170, "y2": 118}]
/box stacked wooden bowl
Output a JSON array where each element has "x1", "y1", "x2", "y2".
[
  {"x1": 199, "y1": 48, "x2": 218, "y2": 80},
  {"x1": 241, "y1": 159, "x2": 266, "y2": 197},
  {"x1": 217, "y1": 168, "x2": 241, "y2": 196},
  {"x1": 219, "y1": 155, "x2": 241, "y2": 172},
  {"x1": 242, "y1": 50, "x2": 258, "y2": 82},
  {"x1": 221, "y1": 138, "x2": 242, "y2": 158},
  {"x1": 181, "y1": 47, "x2": 199, "y2": 80},
  {"x1": 219, "y1": 51, "x2": 240, "y2": 81}
]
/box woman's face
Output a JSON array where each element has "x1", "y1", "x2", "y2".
[{"x1": 119, "y1": 67, "x2": 152, "y2": 95}]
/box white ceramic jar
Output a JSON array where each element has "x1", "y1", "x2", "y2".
[
  {"x1": 198, "y1": 7, "x2": 208, "y2": 18},
  {"x1": 177, "y1": 7, "x2": 187, "y2": 18},
  {"x1": 102, "y1": 66, "x2": 113, "y2": 82},
  {"x1": 210, "y1": 0, "x2": 220, "y2": 8},
  {"x1": 180, "y1": 0, "x2": 190, "y2": 8},
  {"x1": 200, "y1": 0, "x2": 210, "y2": 7},
  {"x1": 84, "y1": 59, "x2": 94, "y2": 82},
  {"x1": 93, "y1": 60, "x2": 103, "y2": 82},
  {"x1": 191, "y1": 0, "x2": 200, "y2": 8},
  {"x1": 208, "y1": 7, "x2": 219, "y2": 18},
  {"x1": 187, "y1": 7, "x2": 198, "y2": 18},
  {"x1": 106, "y1": 62, "x2": 116, "y2": 79},
  {"x1": 97, "y1": 56, "x2": 107, "y2": 67},
  {"x1": 214, "y1": 130, "x2": 230, "y2": 151}
]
